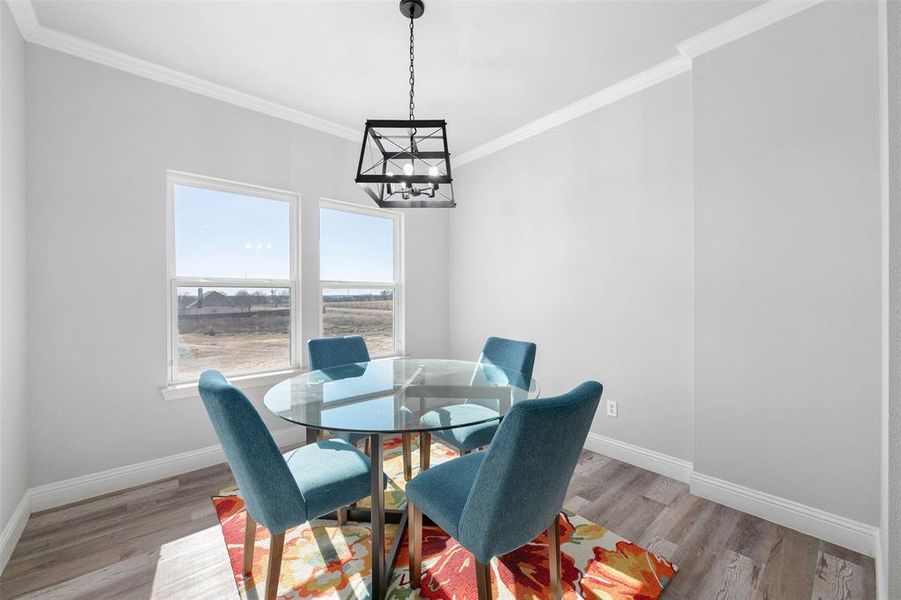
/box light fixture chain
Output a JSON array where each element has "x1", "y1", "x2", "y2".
[{"x1": 409, "y1": 14, "x2": 415, "y2": 125}]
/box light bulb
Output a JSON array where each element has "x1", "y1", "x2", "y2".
[
  {"x1": 403, "y1": 163, "x2": 415, "y2": 176},
  {"x1": 428, "y1": 166, "x2": 439, "y2": 177}
]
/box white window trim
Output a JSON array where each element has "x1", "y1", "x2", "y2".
[
  {"x1": 319, "y1": 197, "x2": 405, "y2": 358},
  {"x1": 162, "y1": 171, "x2": 301, "y2": 399}
]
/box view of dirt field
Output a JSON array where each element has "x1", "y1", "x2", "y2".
[
  {"x1": 322, "y1": 306, "x2": 394, "y2": 354},
  {"x1": 176, "y1": 332, "x2": 291, "y2": 380},
  {"x1": 176, "y1": 298, "x2": 394, "y2": 380}
]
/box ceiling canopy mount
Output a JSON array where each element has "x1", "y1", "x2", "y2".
[{"x1": 399, "y1": 0, "x2": 424, "y2": 20}]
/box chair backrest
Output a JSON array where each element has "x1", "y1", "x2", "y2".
[
  {"x1": 308, "y1": 335, "x2": 371, "y2": 371},
  {"x1": 198, "y1": 370, "x2": 306, "y2": 533},
  {"x1": 472, "y1": 336, "x2": 537, "y2": 405},
  {"x1": 457, "y1": 381, "x2": 603, "y2": 563}
]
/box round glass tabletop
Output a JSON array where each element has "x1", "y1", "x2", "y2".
[{"x1": 263, "y1": 358, "x2": 538, "y2": 434}]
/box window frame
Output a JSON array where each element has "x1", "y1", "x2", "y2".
[
  {"x1": 165, "y1": 171, "x2": 301, "y2": 386},
  {"x1": 318, "y1": 197, "x2": 405, "y2": 358}
]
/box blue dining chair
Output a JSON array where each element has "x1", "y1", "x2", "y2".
[
  {"x1": 418, "y1": 336, "x2": 537, "y2": 469},
  {"x1": 405, "y1": 381, "x2": 603, "y2": 600},
  {"x1": 308, "y1": 336, "x2": 371, "y2": 447},
  {"x1": 198, "y1": 370, "x2": 373, "y2": 600},
  {"x1": 308, "y1": 335, "x2": 416, "y2": 480}
]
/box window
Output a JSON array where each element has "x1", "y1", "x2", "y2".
[
  {"x1": 167, "y1": 172, "x2": 298, "y2": 384},
  {"x1": 319, "y1": 199, "x2": 403, "y2": 356}
]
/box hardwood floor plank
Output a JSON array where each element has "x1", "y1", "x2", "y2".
[
  {"x1": 662, "y1": 501, "x2": 745, "y2": 595},
  {"x1": 695, "y1": 549, "x2": 763, "y2": 600},
  {"x1": 753, "y1": 526, "x2": 820, "y2": 600},
  {"x1": 23, "y1": 480, "x2": 179, "y2": 535},
  {"x1": 811, "y1": 551, "x2": 866, "y2": 600},
  {"x1": 643, "y1": 475, "x2": 688, "y2": 506},
  {"x1": 636, "y1": 490, "x2": 701, "y2": 553},
  {"x1": 563, "y1": 494, "x2": 590, "y2": 514},
  {"x1": 7, "y1": 552, "x2": 158, "y2": 600},
  {"x1": 820, "y1": 536, "x2": 879, "y2": 597},
  {"x1": 646, "y1": 538, "x2": 679, "y2": 562},
  {"x1": 580, "y1": 462, "x2": 652, "y2": 514},
  {"x1": 726, "y1": 513, "x2": 781, "y2": 566}
]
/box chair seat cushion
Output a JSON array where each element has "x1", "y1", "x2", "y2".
[
  {"x1": 283, "y1": 439, "x2": 372, "y2": 521},
  {"x1": 332, "y1": 431, "x2": 370, "y2": 445},
  {"x1": 420, "y1": 405, "x2": 500, "y2": 452},
  {"x1": 404, "y1": 452, "x2": 486, "y2": 538}
]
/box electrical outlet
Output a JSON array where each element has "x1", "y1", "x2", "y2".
[{"x1": 606, "y1": 399, "x2": 617, "y2": 418}]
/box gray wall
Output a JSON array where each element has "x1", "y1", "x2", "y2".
[
  {"x1": 449, "y1": 0, "x2": 882, "y2": 530},
  {"x1": 887, "y1": 0, "x2": 900, "y2": 592},
  {"x1": 0, "y1": 1, "x2": 28, "y2": 536},
  {"x1": 693, "y1": 0, "x2": 881, "y2": 525},
  {"x1": 25, "y1": 46, "x2": 449, "y2": 486},
  {"x1": 449, "y1": 74, "x2": 694, "y2": 461}
]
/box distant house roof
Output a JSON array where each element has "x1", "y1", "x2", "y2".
[{"x1": 186, "y1": 290, "x2": 236, "y2": 309}]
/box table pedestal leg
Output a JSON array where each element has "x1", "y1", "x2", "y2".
[
  {"x1": 305, "y1": 427, "x2": 319, "y2": 446},
  {"x1": 370, "y1": 433, "x2": 386, "y2": 598}
]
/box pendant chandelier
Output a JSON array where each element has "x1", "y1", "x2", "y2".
[{"x1": 355, "y1": 0, "x2": 455, "y2": 208}]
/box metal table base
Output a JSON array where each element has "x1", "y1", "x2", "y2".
[{"x1": 308, "y1": 428, "x2": 408, "y2": 599}]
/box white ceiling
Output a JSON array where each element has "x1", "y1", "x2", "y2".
[{"x1": 32, "y1": 0, "x2": 760, "y2": 152}]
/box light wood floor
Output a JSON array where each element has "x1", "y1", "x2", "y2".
[{"x1": 0, "y1": 447, "x2": 876, "y2": 599}]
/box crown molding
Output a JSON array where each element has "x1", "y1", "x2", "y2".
[
  {"x1": 4, "y1": 0, "x2": 360, "y2": 142},
  {"x1": 5, "y1": 0, "x2": 38, "y2": 38},
  {"x1": 454, "y1": 54, "x2": 691, "y2": 168},
  {"x1": 676, "y1": 0, "x2": 828, "y2": 58},
  {"x1": 455, "y1": 0, "x2": 829, "y2": 168}
]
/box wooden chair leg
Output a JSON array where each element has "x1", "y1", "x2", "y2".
[
  {"x1": 420, "y1": 432, "x2": 431, "y2": 471},
  {"x1": 475, "y1": 560, "x2": 492, "y2": 600},
  {"x1": 336, "y1": 506, "x2": 348, "y2": 526},
  {"x1": 265, "y1": 531, "x2": 285, "y2": 600},
  {"x1": 547, "y1": 514, "x2": 562, "y2": 600},
  {"x1": 243, "y1": 513, "x2": 257, "y2": 578},
  {"x1": 402, "y1": 433, "x2": 413, "y2": 481},
  {"x1": 408, "y1": 501, "x2": 423, "y2": 588}
]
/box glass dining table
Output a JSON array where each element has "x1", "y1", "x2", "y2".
[{"x1": 263, "y1": 357, "x2": 538, "y2": 598}]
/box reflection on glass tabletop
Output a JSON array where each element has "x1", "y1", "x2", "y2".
[{"x1": 263, "y1": 358, "x2": 538, "y2": 434}]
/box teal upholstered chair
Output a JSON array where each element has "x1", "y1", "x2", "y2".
[
  {"x1": 405, "y1": 381, "x2": 603, "y2": 600},
  {"x1": 418, "y1": 336, "x2": 537, "y2": 468},
  {"x1": 308, "y1": 335, "x2": 371, "y2": 372},
  {"x1": 307, "y1": 336, "x2": 371, "y2": 448},
  {"x1": 307, "y1": 335, "x2": 416, "y2": 480},
  {"x1": 198, "y1": 370, "x2": 373, "y2": 600}
]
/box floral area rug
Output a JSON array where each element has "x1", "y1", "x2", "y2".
[{"x1": 212, "y1": 435, "x2": 678, "y2": 599}]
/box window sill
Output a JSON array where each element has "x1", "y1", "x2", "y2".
[
  {"x1": 160, "y1": 354, "x2": 407, "y2": 401},
  {"x1": 161, "y1": 368, "x2": 303, "y2": 401}
]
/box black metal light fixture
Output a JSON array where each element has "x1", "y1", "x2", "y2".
[{"x1": 355, "y1": 0, "x2": 455, "y2": 208}]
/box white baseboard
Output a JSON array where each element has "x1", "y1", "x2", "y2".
[
  {"x1": 584, "y1": 432, "x2": 693, "y2": 483},
  {"x1": 29, "y1": 428, "x2": 306, "y2": 513},
  {"x1": 581, "y1": 432, "x2": 878, "y2": 557},
  {"x1": 875, "y1": 529, "x2": 888, "y2": 600},
  {"x1": 690, "y1": 471, "x2": 878, "y2": 557},
  {"x1": 0, "y1": 491, "x2": 31, "y2": 574}
]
